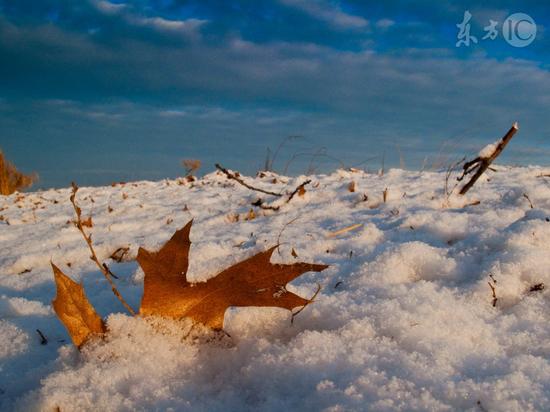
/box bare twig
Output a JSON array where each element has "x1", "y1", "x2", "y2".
[
  {"x1": 217, "y1": 163, "x2": 313, "y2": 205},
  {"x1": 251, "y1": 198, "x2": 280, "y2": 211},
  {"x1": 70, "y1": 183, "x2": 136, "y2": 315},
  {"x1": 287, "y1": 179, "x2": 311, "y2": 203},
  {"x1": 215, "y1": 164, "x2": 282, "y2": 197},
  {"x1": 458, "y1": 123, "x2": 519, "y2": 195},
  {"x1": 488, "y1": 274, "x2": 497, "y2": 307},
  {"x1": 109, "y1": 246, "x2": 130, "y2": 263},
  {"x1": 523, "y1": 193, "x2": 534, "y2": 209}
]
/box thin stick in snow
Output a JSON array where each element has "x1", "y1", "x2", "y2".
[
  {"x1": 286, "y1": 179, "x2": 311, "y2": 203},
  {"x1": 216, "y1": 163, "x2": 313, "y2": 203},
  {"x1": 488, "y1": 274, "x2": 498, "y2": 307},
  {"x1": 458, "y1": 123, "x2": 519, "y2": 195},
  {"x1": 70, "y1": 183, "x2": 136, "y2": 316},
  {"x1": 327, "y1": 223, "x2": 364, "y2": 238},
  {"x1": 215, "y1": 164, "x2": 283, "y2": 197}
]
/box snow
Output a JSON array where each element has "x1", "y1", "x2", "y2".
[
  {"x1": 1, "y1": 166, "x2": 550, "y2": 411},
  {"x1": 478, "y1": 142, "x2": 499, "y2": 159}
]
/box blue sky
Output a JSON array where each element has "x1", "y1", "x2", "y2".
[{"x1": 1, "y1": 0, "x2": 550, "y2": 188}]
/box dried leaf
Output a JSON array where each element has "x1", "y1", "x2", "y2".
[
  {"x1": 298, "y1": 185, "x2": 306, "y2": 197},
  {"x1": 81, "y1": 216, "x2": 93, "y2": 228},
  {"x1": 245, "y1": 209, "x2": 256, "y2": 221},
  {"x1": 138, "y1": 221, "x2": 328, "y2": 329},
  {"x1": 226, "y1": 213, "x2": 239, "y2": 223},
  {"x1": 51, "y1": 263, "x2": 105, "y2": 348},
  {"x1": 348, "y1": 181, "x2": 356, "y2": 192}
]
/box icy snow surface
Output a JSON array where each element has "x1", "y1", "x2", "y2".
[{"x1": 1, "y1": 166, "x2": 550, "y2": 411}]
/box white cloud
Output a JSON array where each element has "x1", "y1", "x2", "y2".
[
  {"x1": 131, "y1": 16, "x2": 207, "y2": 33},
  {"x1": 280, "y1": 0, "x2": 368, "y2": 30},
  {"x1": 92, "y1": 0, "x2": 127, "y2": 16},
  {"x1": 92, "y1": 0, "x2": 207, "y2": 35},
  {"x1": 376, "y1": 18, "x2": 395, "y2": 29}
]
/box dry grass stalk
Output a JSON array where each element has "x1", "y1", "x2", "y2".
[
  {"x1": 444, "y1": 157, "x2": 466, "y2": 199},
  {"x1": 70, "y1": 183, "x2": 136, "y2": 315},
  {"x1": 522, "y1": 193, "x2": 534, "y2": 209},
  {"x1": 0, "y1": 150, "x2": 36, "y2": 195},
  {"x1": 182, "y1": 159, "x2": 201, "y2": 176},
  {"x1": 327, "y1": 223, "x2": 364, "y2": 238}
]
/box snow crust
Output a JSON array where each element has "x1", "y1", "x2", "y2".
[{"x1": 1, "y1": 166, "x2": 550, "y2": 411}]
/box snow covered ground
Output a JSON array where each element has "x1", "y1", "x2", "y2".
[{"x1": 1, "y1": 166, "x2": 550, "y2": 411}]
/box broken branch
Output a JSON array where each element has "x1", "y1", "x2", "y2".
[
  {"x1": 287, "y1": 179, "x2": 311, "y2": 203},
  {"x1": 215, "y1": 164, "x2": 282, "y2": 197},
  {"x1": 458, "y1": 123, "x2": 519, "y2": 195}
]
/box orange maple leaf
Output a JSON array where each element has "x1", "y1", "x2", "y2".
[
  {"x1": 51, "y1": 220, "x2": 328, "y2": 347},
  {"x1": 137, "y1": 220, "x2": 328, "y2": 329}
]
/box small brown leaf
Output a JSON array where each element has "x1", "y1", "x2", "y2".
[
  {"x1": 348, "y1": 181, "x2": 356, "y2": 192},
  {"x1": 138, "y1": 221, "x2": 328, "y2": 329},
  {"x1": 245, "y1": 209, "x2": 256, "y2": 221},
  {"x1": 81, "y1": 216, "x2": 93, "y2": 228},
  {"x1": 291, "y1": 248, "x2": 298, "y2": 258},
  {"x1": 51, "y1": 263, "x2": 105, "y2": 348},
  {"x1": 298, "y1": 186, "x2": 306, "y2": 197}
]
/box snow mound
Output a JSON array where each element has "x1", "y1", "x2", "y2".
[{"x1": 1, "y1": 166, "x2": 550, "y2": 411}]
